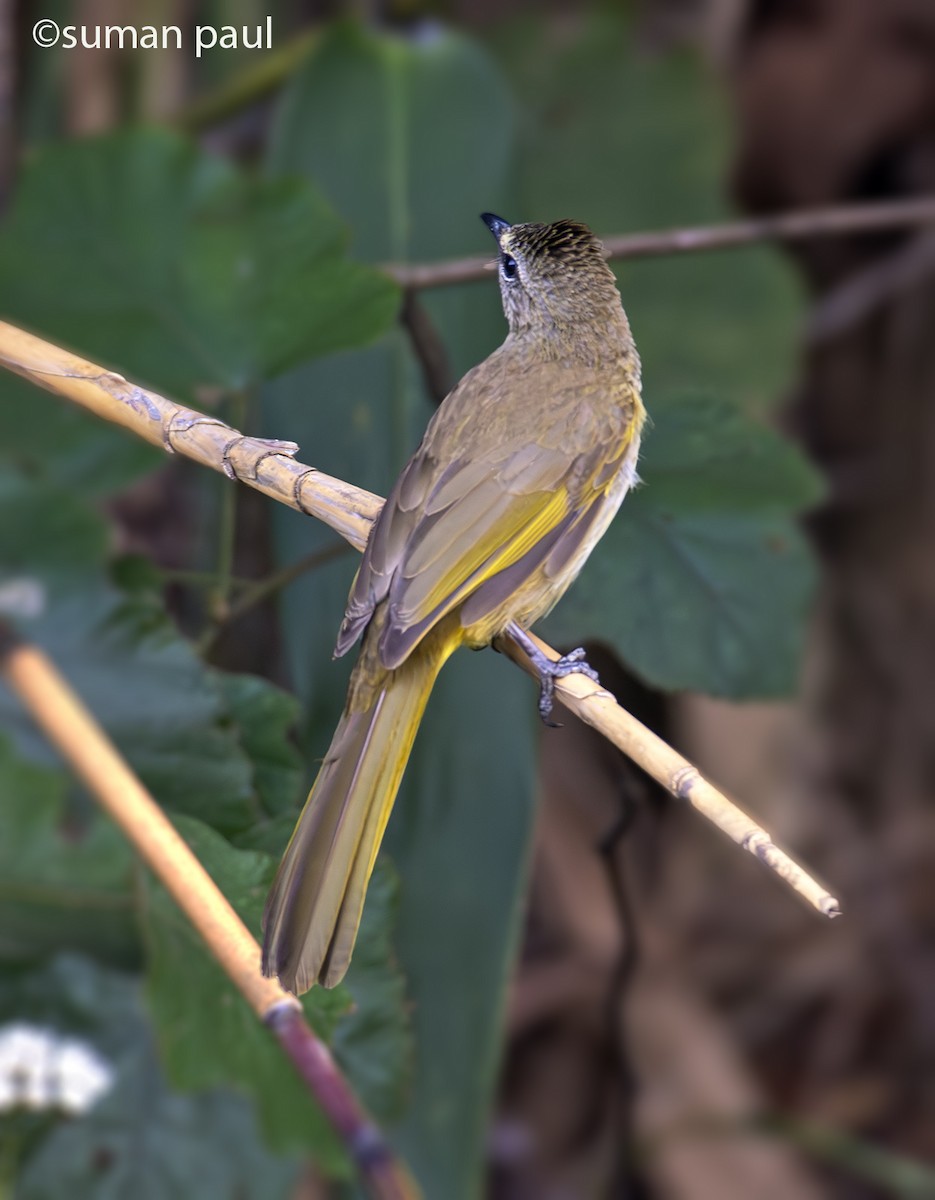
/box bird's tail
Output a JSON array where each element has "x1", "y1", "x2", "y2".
[{"x1": 262, "y1": 636, "x2": 454, "y2": 992}]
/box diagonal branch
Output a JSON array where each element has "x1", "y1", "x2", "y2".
[
  {"x1": 0, "y1": 317, "x2": 841, "y2": 921},
  {"x1": 0, "y1": 321, "x2": 379, "y2": 552},
  {"x1": 0, "y1": 622, "x2": 419, "y2": 1200},
  {"x1": 386, "y1": 196, "x2": 935, "y2": 290}
]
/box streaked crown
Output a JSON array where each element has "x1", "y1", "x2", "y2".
[{"x1": 480, "y1": 213, "x2": 625, "y2": 348}]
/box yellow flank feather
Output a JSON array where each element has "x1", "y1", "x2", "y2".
[{"x1": 411, "y1": 485, "x2": 570, "y2": 619}]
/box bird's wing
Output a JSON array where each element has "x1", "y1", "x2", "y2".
[{"x1": 336, "y1": 368, "x2": 638, "y2": 668}]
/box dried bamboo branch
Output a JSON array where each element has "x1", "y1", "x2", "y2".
[
  {"x1": 0, "y1": 624, "x2": 419, "y2": 1200},
  {"x1": 0, "y1": 321, "x2": 379, "y2": 552},
  {"x1": 0, "y1": 317, "x2": 841, "y2": 920},
  {"x1": 498, "y1": 635, "x2": 840, "y2": 918},
  {"x1": 387, "y1": 196, "x2": 935, "y2": 290}
]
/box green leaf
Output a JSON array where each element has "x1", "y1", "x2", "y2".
[
  {"x1": 331, "y1": 859, "x2": 411, "y2": 1121},
  {"x1": 0, "y1": 458, "x2": 410, "y2": 1172},
  {"x1": 495, "y1": 10, "x2": 804, "y2": 417},
  {"x1": 213, "y1": 673, "x2": 306, "y2": 855},
  {"x1": 0, "y1": 128, "x2": 400, "y2": 398},
  {"x1": 266, "y1": 23, "x2": 534, "y2": 1200},
  {"x1": 0, "y1": 741, "x2": 136, "y2": 967},
  {"x1": 545, "y1": 394, "x2": 822, "y2": 697},
  {"x1": 0, "y1": 449, "x2": 411, "y2": 1170},
  {"x1": 485, "y1": 11, "x2": 817, "y2": 697},
  {"x1": 0, "y1": 473, "x2": 106, "y2": 581},
  {"x1": 138, "y1": 816, "x2": 347, "y2": 1173},
  {"x1": 140, "y1": 816, "x2": 411, "y2": 1165},
  {"x1": 0, "y1": 474, "x2": 289, "y2": 840},
  {"x1": 0, "y1": 956, "x2": 299, "y2": 1200},
  {"x1": 19, "y1": 1071, "x2": 298, "y2": 1200}
]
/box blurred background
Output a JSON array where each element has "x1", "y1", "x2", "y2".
[{"x1": 1, "y1": 0, "x2": 935, "y2": 1197}]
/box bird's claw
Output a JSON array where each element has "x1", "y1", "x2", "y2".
[{"x1": 536, "y1": 646, "x2": 600, "y2": 725}]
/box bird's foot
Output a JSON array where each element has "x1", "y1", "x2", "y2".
[
  {"x1": 535, "y1": 647, "x2": 599, "y2": 725},
  {"x1": 506, "y1": 623, "x2": 600, "y2": 726}
]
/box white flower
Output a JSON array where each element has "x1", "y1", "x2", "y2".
[
  {"x1": 54, "y1": 1038, "x2": 114, "y2": 1114},
  {"x1": 0, "y1": 1022, "x2": 114, "y2": 1116},
  {"x1": 0, "y1": 578, "x2": 46, "y2": 619},
  {"x1": 0, "y1": 1024, "x2": 55, "y2": 1111}
]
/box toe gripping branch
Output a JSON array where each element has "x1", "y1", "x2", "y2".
[{"x1": 505, "y1": 622, "x2": 600, "y2": 725}]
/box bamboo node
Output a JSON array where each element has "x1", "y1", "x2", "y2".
[
  {"x1": 220, "y1": 434, "x2": 245, "y2": 480},
  {"x1": 672, "y1": 765, "x2": 700, "y2": 799},
  {"x1": 163, "y1": 410, "x2": 228, "y2": 454}
]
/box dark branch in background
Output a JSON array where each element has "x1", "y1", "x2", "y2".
[
  {"x1": 386, "y1": 197, "x2": 935, "y2": 290},
  {"x1": 597, "y1": 794, "x2": 648, "y2": 1200},
  {"x1": 400, "y1": 291, "x2": 453, "y2": 405},
  {"x1": 394, "y1": 198, "x2": 935, "y2": 403},
  {"x1": 198, "y1": 541, "x2": 353, "y2": 656},
  {"x1": 806, "y1": 230, "x2": 935, "y2": 346}
]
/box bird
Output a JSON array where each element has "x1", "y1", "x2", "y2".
[{"x1": 262, "y1": 212, "x2": 645, "y2": 994}]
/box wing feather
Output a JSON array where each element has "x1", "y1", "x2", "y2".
[{"x1": 334, "y1": 356, "x2": 640, "y2": 667}]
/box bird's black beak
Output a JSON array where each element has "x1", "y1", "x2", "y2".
[{"x1": 481, "y1": 212, "x2": 511, "y2": 242}]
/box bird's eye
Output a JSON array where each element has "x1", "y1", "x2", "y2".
[{"x1": 501, "y1": 254, "x2": 518, "y2": 280}]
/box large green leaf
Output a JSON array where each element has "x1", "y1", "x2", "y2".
[
  {"x1": 0, "y1": 108, "x2": 413, "y2": 1185},
  {"x1": 139, "y1": 816, "x2": 346, "y2": 1173},
  {"x1": 213, "y1": 673, "x2": 308, "y2": 855},
  {"x1": 0, "y1": 128, "x2": 399, "y2": 399},
  {"x1": 496, "y1": 10, "x2": 803, "y2": 415},
  {"x1": 0, "y1": 956, "x2": 299, "y2": 1200},
  {"x1": 266, "y1": 22, "x2": 534, "y2": 1200},
  {"x1": 0, "y1": 725, "x2": 407, "y2": 1172},
  {"x1": 488, "y1": 10, "x2": 816, "y2": 697},
  {"x1": 0, "y1": 474, "x2": 299, "y2": 840},
  {"x1": 0, "y1": 408, "x2": 410, "y2": 1173},
  {"x1": 140, "y1": 816, "x2": 411, "y2": 1167},
  {"x1": 330, "y1": 861, "x2": 411, "y2": 1123},
  {"x1": 545, "y1": 394, "x2": 823, "y2": 696}
]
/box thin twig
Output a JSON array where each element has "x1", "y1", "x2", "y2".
[
  {"x1": 596, "y1": 801, "x2": 644, "y2": 1199},
  {"x1": 386, "y1": 196, "x2": 935, "y2": 290},
  {"x1": 0, "y1": 621, "x2": 420, "y2": 1200},
  {"x1": 399, "y1": 291, "x2": 453, "y2": 405},
  {"x1": 806, "y1": 230, "x2": 935, "y2": 346},
  {"x1": 642, "y1": 1111, "x2": 935, "y2": 1194},
  {"x1": 199, "y1": 541, "x2": 353, "y2": 656},
  {"x1": 0, "y1": 318, "x2": 841, "y2": 921},
  {"x1": 158, "y1": 567, "x2": 254, "y2": 590}
]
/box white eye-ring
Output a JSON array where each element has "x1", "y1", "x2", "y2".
[{"x1": 501, "y1": 253, "x2": 518, "y2": 281}]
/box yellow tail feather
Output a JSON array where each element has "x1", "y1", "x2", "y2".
[{"x1": 262, "y1": 635, "x2": 455, "y2": 992}]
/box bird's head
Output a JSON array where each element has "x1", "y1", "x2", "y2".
[{"x1": 481, "y1": 213, "x2": 626, "y2": 350}]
